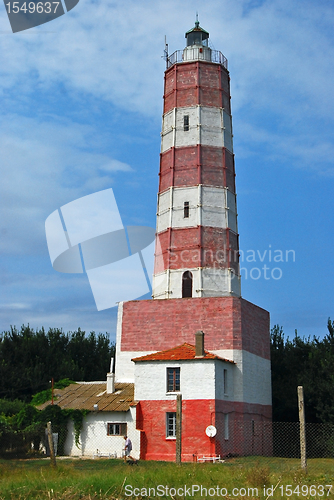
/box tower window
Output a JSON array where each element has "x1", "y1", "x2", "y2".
[
  {"x1": 182, "y1": 271, "x2": 193, "y2": 298},
  {"x1": 183, "y1": 115, "x2": 189, "y2": 131},
  {"x1": 167, "y1": 367, "x2": 180, "y2": 392},
  {"x1": 224, "y1": 369, "x2": 228, "y2": 395},
  {"x1": 184, "y1": 201, "x2": 189, "y2": 218},
  {"x1": 166, "y1": 412, "x2": 176, "y2": 438}
]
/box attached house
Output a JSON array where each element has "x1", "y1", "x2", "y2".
[
  {"x1": 39, "y1": 379, "x2": 140, "y2": 459},
  {"x1": 39, "y1": 330, "x2": 271, "y2": 460}
]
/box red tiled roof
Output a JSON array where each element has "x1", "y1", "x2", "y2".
[{"x1": 132, "y1": 343, "x2": 234, "y2": 363}]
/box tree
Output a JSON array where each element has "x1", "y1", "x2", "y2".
[
  {"x1": 270, "y1": 320, "x2": 334, "y2": 423},
  {"x1": 0, "y1": 326, "x2": 115, "y2": 402}
]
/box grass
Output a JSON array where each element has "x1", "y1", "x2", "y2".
[{"x1": 0, "y1": 457, "x2": 333, "y2": 500}]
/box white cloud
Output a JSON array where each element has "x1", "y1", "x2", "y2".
[
  {"x1": 0, "y1": 113, "x2": 132, "y2": 255},
  {"x1": 1, "y1": 0, "x2": 333, "y2": 119},
  {"x1": 234, "y1": 120, "x2": 334, "y2": 175},
  {"x1": 0, "y1": 268, "x2": 117, "y2": 335},
  {"x1": 1, "y1": 0, "x2": 333, "y2": 172}
]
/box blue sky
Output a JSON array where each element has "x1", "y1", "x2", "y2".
[{"x1": 1, "y1": 0, "x2": 333, "y2": 341}]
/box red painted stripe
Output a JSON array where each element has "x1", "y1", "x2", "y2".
[
  {"x1": 159, "y1": 146, "x2": 236, "y2": 193},
  {"x1": 154, "y1": 226, "x2": 239, "y2": 274},
  {"x1": 163, "y1": 61, "x2": 230, "y2": 114}
]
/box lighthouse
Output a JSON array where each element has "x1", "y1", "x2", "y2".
[
  {"x1": 115, "y1": 21, "x2": 272, "y2": 461},
  {"x1": 153, "y1": 20, "x2": 240, "y2": 300}
]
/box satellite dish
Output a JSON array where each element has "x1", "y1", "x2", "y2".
[{"x1": 205, "y1": 425, "x2": 217, "y2": 437}]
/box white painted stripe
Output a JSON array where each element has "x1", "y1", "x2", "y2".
[
  {"x1": 152, "y1": 268, "x2": 241, "y2": 299},
  {"x1": 212, "y1": 350, "x2": 272, "y2": 406},
  {"x1": 156, "y1": 186, "x2": 237, "y2": 233},
  {"x1": 161, "y1": 106, "x2": 233, "y2": 154}
]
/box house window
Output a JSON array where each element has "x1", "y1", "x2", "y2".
[
  {"x1": 167, "y1": 367, "x2": 180, "y2": 392},
  {"x1": 183, "y1": 115, "x2": 189, "y2": 131},
  {"x1": 224, "y1": 369, "x2": 228, "y2": 395},
  {"x1": 107, "y1": 423, "x2": 127, "y2": 436},
  {"x1": 166, "y1": 412, "x2": 176, "y2": 437},
  {"x1": 184, "y1": 201, "x2": 190, "y2": 218},
  {"x1": 224, "y1": 414, "x2": 229, "y2": 440},
  {"x1": 182, "y1": 271, "x2": 193, "y2": 298}
]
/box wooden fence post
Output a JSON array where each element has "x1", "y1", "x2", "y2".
[
  {"x1": 176, "y1": 394, "x2": 182, "y2": 464},
  {"x1": 297, "y1": 386, "x2": 307, "y2": 471},
  {"x1": 47, "y1": 421, "x2": 57, "y2": 468}
]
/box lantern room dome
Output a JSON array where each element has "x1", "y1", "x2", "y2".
[{"x1": 185, "y1": 19, "x2": 209, "y2": 47}]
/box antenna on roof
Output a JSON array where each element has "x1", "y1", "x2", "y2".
[
  {"x1": 195, "y1": 12, "x2": 199, "y2": 28},
  {"x1": 162, "y1": 35, "x2": 169, "y2": 69}
]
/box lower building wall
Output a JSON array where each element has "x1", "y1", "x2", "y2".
[
  {"x1": 137, "y1": 399, "x2": 215, "y2": 461},
  {"x1": 137, "y1": 399, "x2": 272, "y2": 462},
  {"x1": 214, "y1": 401, "x2": 272, "y2": 457},
  {"x1": 64, "y1": 409, "x2": 140, "y2": 459}
]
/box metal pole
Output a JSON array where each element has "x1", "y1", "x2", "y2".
[
  {"x1": 297, "y1": 386, "x2": 307, "y2": 471},
  {"x1": 176, "y1": 394, "x2": 182, "y2": 463},
  {"x1": 47, "y1": 421, "x2": 57, "y2": 468}
]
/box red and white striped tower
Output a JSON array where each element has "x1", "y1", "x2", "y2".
[
  {"x1": 115, "y1": 22, "x2": 272, "y2": 461},
  {"x1": 153, "y1": 21, "x2": 241, "y2": 300}
]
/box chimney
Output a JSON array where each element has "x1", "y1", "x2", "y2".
[
  {"x1": 195, "y1": 330, "x2": 205, "y2": 357},
  {"x1": 107, "y1": 357, "x2": 115, "y2": 394}
]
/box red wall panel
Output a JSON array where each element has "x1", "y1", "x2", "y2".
[
  {"x1": 121, "y1": 296, "x2": 270, "y2": 359},
  {"x1": 154, "y1": 227, "x2": 239, "y2": 272},
  {"x1": 163, "y1": 62, "x2": 230, "y2": 114},
  {"x1": 137, "y1": 399, "x2": 272, "y2": 461},
  {"x1": 159, "y1": 146, "x2": 236, "y2": 192}
]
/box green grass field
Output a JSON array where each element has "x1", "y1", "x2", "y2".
[{"x1": 0, "y1": 457, "x2": 333, "y2": 500}]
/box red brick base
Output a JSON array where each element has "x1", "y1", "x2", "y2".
[{"x1": 121, "y1": 296, "x2": 270, "y2": 360}]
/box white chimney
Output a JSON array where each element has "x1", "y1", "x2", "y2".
[{"x1": 107, "y1": 357, "x2": 115, "y2": 394}]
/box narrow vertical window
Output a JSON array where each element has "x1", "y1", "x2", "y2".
[
  {"x1": 182, "y1": 271, "x2": 193, "y2": 298},
  {"x1": 167, "y1": 367, "x2": 180, "y2": 392},
  {"x1": 223, "y1": 369, "x2": 228, "y2": 395},
  {"x1": 183, "y1": 115, "x2": 189, "y2": 131},
  {"x1": 184, "y1": 201, "x2": 189, "y2": 218},
  {"x1": 224, "y1": 414, "x2": 229, "y2": 440},
  {"x1": 166, "y1": 412, "x2": 176, "y2": 437}
]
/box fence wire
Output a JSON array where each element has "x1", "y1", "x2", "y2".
[
  {"x1": 214, "y1": 421, "x2": 334, "y2": 459},
  {"x1": 1, "y1": 421, "x2": 334, "y2": 462}
]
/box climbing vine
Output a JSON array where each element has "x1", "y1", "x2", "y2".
[
  {"x1": 0, "y1": 402, "x2": 90, "y2": 457},
  {"x1": 67, "y1": 409, "x2": 90, "y2": 448}
]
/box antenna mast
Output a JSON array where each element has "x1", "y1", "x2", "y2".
[{"x1": 163, "y1": 35, "x2": 169, "y2": 69}]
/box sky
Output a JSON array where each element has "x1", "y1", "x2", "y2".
[{"x1": 1, "y1": 0, "x2": 334, "y2": 342}]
